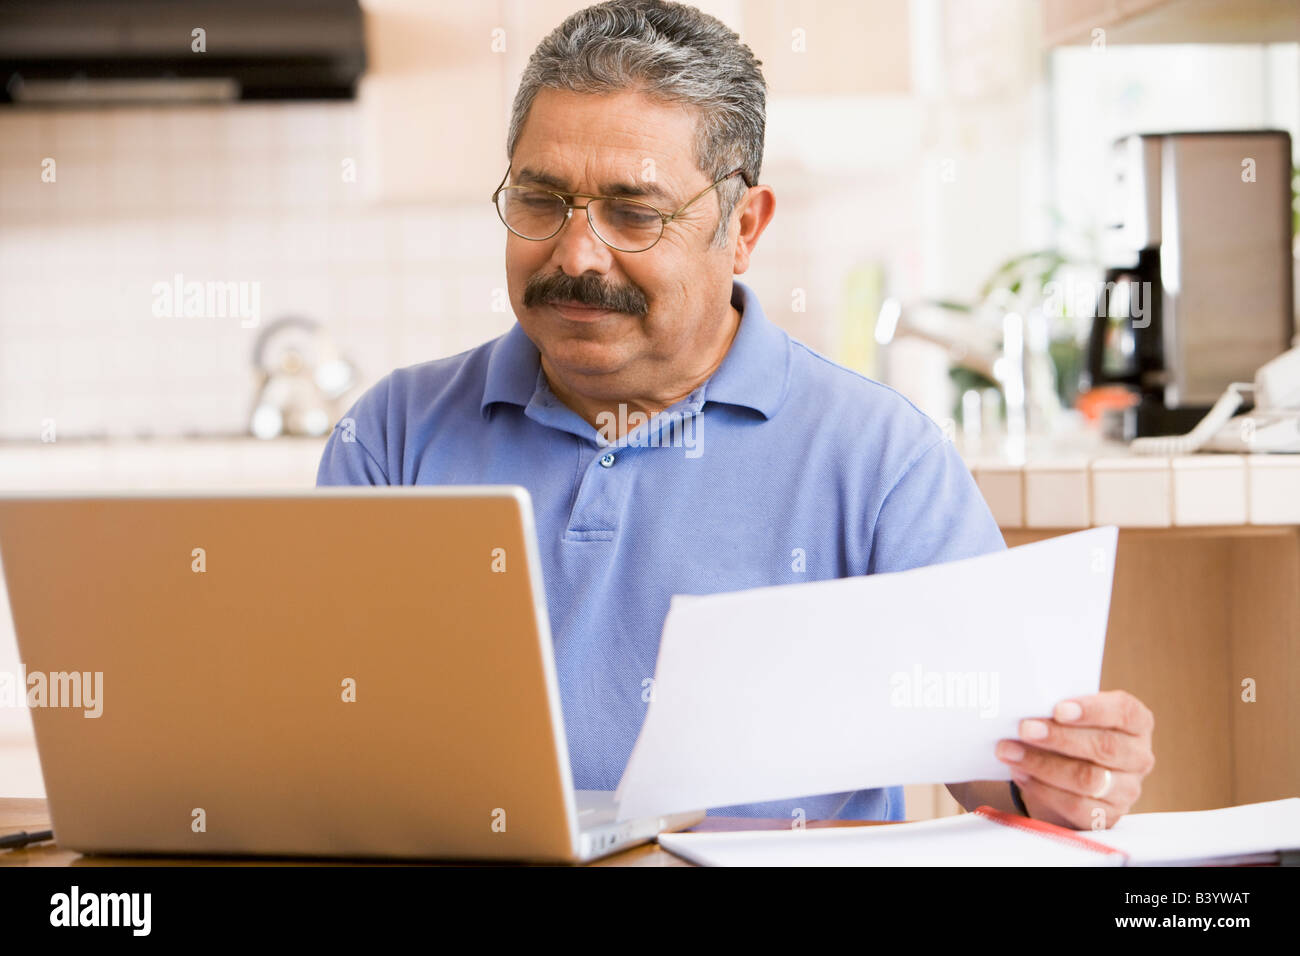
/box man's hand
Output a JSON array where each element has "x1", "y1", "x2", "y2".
[{"x1": 995, "y1": 690, "x2": 1155, "y2": 830}]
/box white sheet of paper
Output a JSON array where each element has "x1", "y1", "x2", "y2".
[
  {"x1": 657, "y1": 813, "x2": 1125, "y2": 867},
  {"x1": 655, "y1": 798, "x2": 1300, "y2": 866},
  {"x1": 1079, "y1": 797, "x2": 1300, "y2": 864},
  {"x1": 615, "y1": 526, "x2": 1118, "y2": 821}
]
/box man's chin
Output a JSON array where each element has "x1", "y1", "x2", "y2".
[{"x1": 539, "y1": 338, "x2": 635, "y2": 379}]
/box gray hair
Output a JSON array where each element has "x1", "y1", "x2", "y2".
[{"x1": 506, "y1": 0, "x2": 766, "y2": 247}]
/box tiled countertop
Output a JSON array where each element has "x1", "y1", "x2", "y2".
[
  {"x1": 962, "y1": 438, "x2": 1300, "y2": 529},
  {"x1": 0, "y1": 435, "x2": 1297, "y2": 529}
]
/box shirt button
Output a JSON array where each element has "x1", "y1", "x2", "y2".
[{"x1": 599, "y1": 452, "x2": 616, "y2": 468}]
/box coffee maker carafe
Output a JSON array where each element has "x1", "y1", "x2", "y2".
[{"x1": 1085, "y1": 131, "x2": 1295, "y2": 439}]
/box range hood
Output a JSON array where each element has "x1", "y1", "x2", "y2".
[{"x1": 0, "y1": 0, "x2": 365, "y2": 105}]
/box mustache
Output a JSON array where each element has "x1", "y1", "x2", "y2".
[{"x1": 523, "y1": 272, "x2": 649, "y2": 317}]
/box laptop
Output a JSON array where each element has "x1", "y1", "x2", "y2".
[{"x1": 0, "y1": 487, "x2": 704, "y2": 863}]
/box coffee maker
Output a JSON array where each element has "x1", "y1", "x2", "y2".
[{"x1": 1085, "y1": 130, "x2": 1295, "y2": 439}]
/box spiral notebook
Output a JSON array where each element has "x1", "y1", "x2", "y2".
[{"x1": 657, "y1": 798, "x2": 1300, "y2": 867}]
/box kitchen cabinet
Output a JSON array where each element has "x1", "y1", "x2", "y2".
[
  {"x1": 356, "y1": 0, "x2": 919, "y2": 203},
  {"x1": 737, "y1": 0, "x2": 911, "y2": 96},
  {"x1": 359, "y1": 0, "x2": 509, "y2": 203},
  {"x1": 1001, "y1": 525, "x2": 1300, "y2": 817},
  {"x1": 965, "y1": 447, "x2": 1300, "y2": 815},
  {"x1": 1042, "y1": 0, "x2": 1300, "y2": 46}
]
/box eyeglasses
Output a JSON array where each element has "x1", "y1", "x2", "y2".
[{"x1": 491, "y1": 165, "x2": 752, "y2": 253}]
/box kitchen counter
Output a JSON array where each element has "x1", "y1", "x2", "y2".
[{"x1": 961, "y1": 437, "x2": 1300, "y2": 529}]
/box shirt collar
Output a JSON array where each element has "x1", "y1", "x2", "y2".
[{"x1": 480, "y1": 278, "x2": 791, "y2": 421}]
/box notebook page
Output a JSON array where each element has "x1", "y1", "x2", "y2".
[
  {"x1": 1077, "y1": 798, "x2": 1300, "y2": 865},
  {"x1": 657, "y1": 812, "x2": 1126, "y2": 867}
]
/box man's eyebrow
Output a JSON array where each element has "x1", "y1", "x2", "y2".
[{"x1": 514, "y1": 166, "x2": 675, "y2": 204}]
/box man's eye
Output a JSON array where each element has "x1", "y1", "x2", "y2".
[
  {"x1": 609, "y1": 204, "x2": 659, "y2": 225},
  {"x1": 519, "y1": 193, "x2": 560, "y2": 208}
]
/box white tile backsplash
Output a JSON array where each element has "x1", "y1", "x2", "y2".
[{"x1": 0, "y1": 102, "x2": 512, "y2": 440}]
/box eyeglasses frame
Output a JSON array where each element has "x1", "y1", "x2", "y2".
[{"x1": 490, "y1": 164, "x2": 754, "y2": 252}]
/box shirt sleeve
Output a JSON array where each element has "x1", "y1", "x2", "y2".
[
  {"x1": 867, "y1": 437, "x2": 1006, "y2": 574},
  {"x1": 315, "y1": 379, "x2": 393, "y2": 486}
]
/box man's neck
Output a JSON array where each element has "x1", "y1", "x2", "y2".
[{"x1": 543, "y1": 302, "x2": 742, "y2": 438}]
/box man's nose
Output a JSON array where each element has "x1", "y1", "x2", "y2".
[{"x1": 549, "y1": 206, "x2": 614, "y2": 276}]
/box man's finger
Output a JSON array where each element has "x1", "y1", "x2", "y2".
[
  {"x1": 998, "y1": 740, "x2": 1143, "y2": 800},
  {"x1": 1011, "y1": 722, "x2": 1155, "y2": 774},
  {"x1": 1050, "y1": 689, "x2": 1154, "y2": 736}
]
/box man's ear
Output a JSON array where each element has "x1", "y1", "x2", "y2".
[{"x1": 731, "y1": 184, "x2": 775, "y2": 275}]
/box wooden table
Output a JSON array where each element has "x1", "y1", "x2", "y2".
[{"x1": 0, "y1": 798, "x2": 892, "y2": 867}]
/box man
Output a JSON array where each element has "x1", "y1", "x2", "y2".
[{"x1": 318, "y1": 0, "x2": 1155, "y2": 827}]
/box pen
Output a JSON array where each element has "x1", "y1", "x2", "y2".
[{"x1": 0, "y1": 829, "x2": 54, "y2": 850}]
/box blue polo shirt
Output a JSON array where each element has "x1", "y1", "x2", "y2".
[{"x1": 316, "y1": 278, "x2": 1006, "y2": 820}]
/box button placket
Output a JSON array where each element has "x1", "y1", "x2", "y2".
[
  {"x1": 563, "y1": 397, "x2": 703, "y2": 538},
  {"x1": 565, "y1": 443, "x2": 629, "y2": 537}
]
